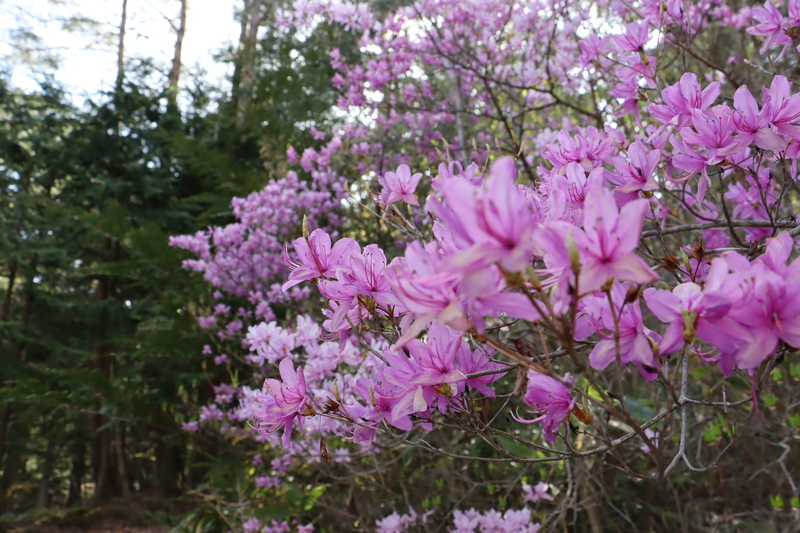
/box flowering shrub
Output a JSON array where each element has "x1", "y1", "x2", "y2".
[{"x1": 174, "y1": 0, "x2": 800, "y2": 530}]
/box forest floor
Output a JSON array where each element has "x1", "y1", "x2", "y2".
[{"x1": 4, "y1": 494, "x2": 184, "y2": 533}]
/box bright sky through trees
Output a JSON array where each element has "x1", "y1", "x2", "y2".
[{"x1": 0, "y1": 0, "x2": 239, "y2": 104}]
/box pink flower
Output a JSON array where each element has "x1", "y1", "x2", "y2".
[
  {"x1": 386, "y1": 241, "x2": 469, "y2": 345},
  {"x1": 703, "y1": 235, "x2": 800, "y2": 374},
  {"x1": 764, "y1": 75, "x2": 800, "y2": 139},
  {"x1": 515, "y1": 372, "x2": 575, "y2": 445},
  {"x1": 243, "y1": 518, "x2": 260, "y2": 533},
  {"x1": 609, "y1": 141, "x2": 660, "y2": 195},
  {"x1": 429, "y1": 157, "x2": 540, "y2": 273},
  {"x1": 258, "y1": 358, "x2": 309, "y2": 448},
  {"x1": 576, "y1": 284, "x2": 661, "y2": 379},
  {"x1": 727, "y1": 83, "x2": 787, "y2": 153},
  {"x1": 379, "y1": 164, "x2": 423, "y2": 206},
  {"x1": 649, "y1": 73, "x2": 721, "y2": 128},
  {"x1": 572, "y1": 184, "x2": 659, "y2": 293},
  {"x1": 747, "y1": 2, "x2": 793, "y2": 54},
  {"x1": 644, "y1": 282, "x2": 737, "y2": 357},
  {"x1": 613, "y1": 21, "x2": 650, "y2": 53},
  {"x1": 282, "y1": 229, "x2": 359, "y2": 291},
  {"x1": 348, "y1": 244, "x2": 397, "y2": 307},
  {"x1": 671, "y1": 107, "x2": 737, "y2": 202},
  {"x1": 457, "y1": 345, "x2": 506, "y2": 398},
  {"x1": 522, "y1": 481, "x2": 553, "y2": 503}
]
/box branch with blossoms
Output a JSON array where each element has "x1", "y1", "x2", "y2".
[{"x1": 171, "y1": 0, "x2": 800, "y2": 530}]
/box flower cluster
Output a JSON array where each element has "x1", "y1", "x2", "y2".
[{"x1": 172, "y1": 0, "x2": 800, "y2": 529}]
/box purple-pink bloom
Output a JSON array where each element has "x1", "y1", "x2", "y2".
[
  {"x1": 613, "y1": 21, "x2": 650, "y2": 53},
  {"x1": 456, "y1": 345, "x2": 506, "y2": 397},
  {"x1": 379, "y1": 164, "x2": 423, "y2": 206},
  {"x1": 282, "y1": 229, "x2": 359, "y2": 291},
  {"x1": 649, "y1": 73, "x2": 721, "y2": 128},
  {"x1": 243, "y1": 518, "x2": 260, "y2": 533},
  {"x1": 572, "y1": 184, "x2": 659, "y2": 293},
  {"x1": 644, "y1": 282, "x2": 736, "y2": 356},
  {"x1": 429, "y1": 157, "x2": 540, "y2": 273},
  {"x1": 514, "y1": 371, "x2": 575, "y2": 445},
  {"x1": 258, "y1": 358, "x2": 309, "y2": 448},
  {"x1": 522, "y1": 481, "x2": 553, "y2": 503},
  {"x1": 576, "y1": 284, "x2": 661, "y2": 379},
  {"x1": 727, "y1": 83, "x2": 787, "y2": 154},
  {"x1": 747, "y1": 2, "x2": 793, "y2": 54},
  {"x1": 609, "y1": 141, "x2": 661, "y2": 194}
]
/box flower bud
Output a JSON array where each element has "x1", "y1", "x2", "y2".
[{"x1": 566, "y1": 231, "x2": 581, "y2": 275}]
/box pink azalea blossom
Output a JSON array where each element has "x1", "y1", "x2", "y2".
[
  {"x1": 515, "y1": 371, "x2": 575, "y2": 445},
  {"x1": 747, "y1": 2, "x2": 793, "y2": 54},
  {"x1": 429, "y1": 157, "x2": 540, "y2": 273},
  {"x1": 283, "y1": 229, "x2": 359, "y2": 291},
  {"x1": 572, "y1": 184, "x2": 659, "y2": 294},
  {"x1": 522, "y1": 481, "x2": 553, "y2": 503},
  {"x1": 258, "y1": 358, "x2": 309, "y2": 448},
  {"x1": 609, "y1": 140, "x2": 661, "y2": 195},
  {"x1": 649, "y1": 73, "x2": 721, "y2": 128},
  {"x1": 576, "y1": 284, "x2": 662, "y2": 380},
  {"x1": 727, "y1": 83, "x2": 787, "y2": 153},
  {"x1": 379, "y1": 164, "x2": 424, "y2": 206}
]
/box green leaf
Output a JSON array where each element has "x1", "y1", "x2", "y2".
[
  {"x1": 624, "y1": 396, "x2": 655, "y2": 420},
  {"x1": 704, "y1": 421, "x2": 722, "y2": 442},
  {"x1": 302, "y1": 485, "x2": 328, "y2": 512}
]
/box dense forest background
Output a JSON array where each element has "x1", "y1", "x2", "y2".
[
  {"x1": 0, "y1": 0, "x2": 350, "y2": 528},
  {"x1": 0, "y1": 0, "x2": 799, "y2": 532}
]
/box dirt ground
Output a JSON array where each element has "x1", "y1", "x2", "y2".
[{"x1": 6, "y1": 495, "x2": 182, "y2": 533}]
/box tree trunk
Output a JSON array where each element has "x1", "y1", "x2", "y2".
[
  {"x1": 67, "y1": 435, "x2": 86, "y2": 506},
  {"x1": 115, "y1": 425, "x2": 130, "y2": 497},
  {"x1": 35, "y1": 439, "x2": 55, "y2": 509},
  {"x1": 0, "y1": 259, "x2": 24, "y2": 514},
  {"x1": 0, "y1": 421, "x2": 27, "y2": 514},
  {"x1": 116, "y1": 0, "x2": 128, "y2": 92},
  {"x1": 235, "y1": 0, "x2": 265, "y2": 126},
  {"x1": 155, "y1": 440, "x2": 182, "y2": 497},
  {"x1": 92, "y1": 239, "x2": 118, "y2": 502},
  {"x1": 0, "y1": 259, "x2": 18, "y2": 478},
  {"x1": 12, "y1": 260, "x2": 36, "y2": 362},
  {"x1": 0, "y1": 259, "x2": 18, "y2": 348},
  {"x1": 168, "y1": 0, "x2": 188, "y2": 96},
  {"x1": 230, "y1": 0, "x2": 251, "y2": 113}
]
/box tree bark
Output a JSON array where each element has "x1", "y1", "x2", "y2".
[
  {"x1": 12, "y1": 259, "x2": 36, "y2": 362},
  {"x1": 35, "y1": 438, "x2": 55, "y2": 509},
  {"x1": 0, "y1": 260, "x2": 18, "y2": 479},
  {"x1": 234, "y1": 0, "x2": 265, "y2": 126},
  {"x1": 155, "y1": 439, "x2": 182, "y2": 497},
  {"x1": 91, "y1": 239, "x2": 118, "y2": 502},
  {"x1": 67, "y1": 435, "x2": 86, "y2": 506},
  {"x1": 114, "y1": 425, "x2": 130, "y2": 497},
  {"x1": 168, "y1": 0, "x2": 188, "y2": 95},
  {"x1": 0, "y1": 259, "x2": 17, "y2": 348},
  {"x1": 116, "y1": 0, "x2": 128, "y2": 92}
]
